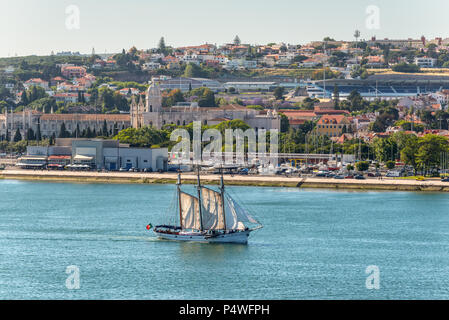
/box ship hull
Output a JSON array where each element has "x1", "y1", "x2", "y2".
[{"x1": 154, "y1": 229, "x2": 251, "y2": 244}]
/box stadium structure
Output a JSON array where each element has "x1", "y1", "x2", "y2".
[{"x1": 307, "y1": 74, "x2": 449, "y2": 100}]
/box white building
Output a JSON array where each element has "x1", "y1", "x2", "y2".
[
  {"x1": 414, "y1": 57, "x2": 437, "y2": 68},
  {"x1": 224, "y1": 59, "x2": 257, "y2": 70},
  {"x1": 142, "y1": 62, "x2": 161, "y2": 70},
  {"x1": 71, "y1": 139, "x2": 168, "y2": 171}
]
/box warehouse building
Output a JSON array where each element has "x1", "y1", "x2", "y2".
[{"x1": 24, "y1": 138, "x2": 168, "y2": 171}]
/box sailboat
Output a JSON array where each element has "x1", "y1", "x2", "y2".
[{"x1": 152, "y1": 168, "x2": 263, "y2": 244}]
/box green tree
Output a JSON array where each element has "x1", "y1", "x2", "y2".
[
  {"x1": 273, "y1": 87, "x2": 285, "y2": 100},
  {"x1": 58, "y1": 123, "x2": 70, "y2": 138},
  {"x1": 36, "y1": 123, "x2": 42, "y2": 141},
  {"x1": 372, "y1": 137, "x2": 397, "y2": 162},
  {"x1": 26, "y1": 128, "x2": 35, "y2": 141},
  {"x1": 102, "y1": 120, "x2": 108, "y2": 137},
  {"x1": 49, "y1": 133, "x2": 56, "y2": 145},
  {"x1": 13, "y1": 128, "x2": 22, "y2": 142},
  {"x1": 279, "y1": 113, "x2": 290, "y2": 133},
  {"x1": 162, "y1": 89, "x2": 185, "y2": 107},
  {"x1": 386, "y1": 160, "x2": 395, "y2": 170},
  {"x1": 356, "y1": 161, "x2": 369, "y2": 172},
  {"x1": 347, "y1": 90, "x2": 364, "y2": 111},
  {"x1": 114, "y1": 126, "x2": 168, "y2": 148},
  {"x1": 21, "y1": 90, "x2": 29, "y2": 105},
  {"x1": 392, "y1": 62, "x2": 420, "y2": 73},
  {"x1": 158, "y1": 37, "x2": 167, "y2": 54},
  {"x1": 233, "y1": 35, "x2": 241, "y2": 46},
  {"x1": 333, "y1": 84, "x2": 340, "y2": 108},
  {"x1": 400, "y1": 135, "x2": 419, "y2": 173},
  {"x1": 416, "y1": 134, "x2": 449, "y2": 172},
  {"x1": 183, "y1": 63, "x2": 205, "y2": 78},
  {"x1": 190, "y1": 87, "x2": 216, "y2": 107}
]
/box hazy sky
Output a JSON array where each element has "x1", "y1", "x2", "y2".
[{"x1": 1, "y1": 0, "x2": 449, "y2": 57}]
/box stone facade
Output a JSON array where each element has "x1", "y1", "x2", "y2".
[
  {"x1": 131, "y1": 81, "x2": 281, "y2": 131},
  {"x1": 0, "y1": 109, "x2": 131, "y2": 141}
]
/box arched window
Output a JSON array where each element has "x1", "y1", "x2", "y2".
[
  {"x1": 177, "y1": 120, "x2": 180, "y2": 126},
  {"x1": 183, "y1": 120, "x2": 186, "y2": 126},
  {"x1": 150, "y1": 105, "x2": 153, "y2": 112}
]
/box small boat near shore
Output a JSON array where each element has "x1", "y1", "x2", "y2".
[{"x1": 151, "y1": 167, "x2": 263, "y2": 244}]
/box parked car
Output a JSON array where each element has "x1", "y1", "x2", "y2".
[
  {"x1": 315, "y1": 171, "x2": 328, "y2": 177},
  {"x1": 367, "y1": 172, "x2": 381, "y2": 177},
  {"x1": 334, "y1": 175, "x2": 345, "y2": 180},
  {"x1": 345, "y1": 175, "x2": 354, "y2": 179},
  {"x1": 119, "y1": 168, "x2": 127, "y2": 172},
  {"x1": 355, "y1": 175, "x2": 366, "y2": 180},
  {"x1": 239, "y1": 168, "x2": 249, "y2": 175},
  {"x1": 386, "y1": 171, "x2": 401, "y2": 178},
  {"x1": 442, "y1": 177, "x2": 449, "y2": 182},
  {"x1": 143, "y1": 168, "x2": 153, "y2": 173}
]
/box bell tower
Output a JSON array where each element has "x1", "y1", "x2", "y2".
[{"x1": 146, "y1": 81, "x2": 162, "y2": 113}]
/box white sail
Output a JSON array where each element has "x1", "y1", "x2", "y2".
[
  {"x1": 224, "y1": 194, "x2": 260, "y2": 230},
  {"x1": 180, "y1": 192, "x2": 201, "y2": 230},
  {"x1": 201, "y1": 187, "x2": 225, "y2": 230}
]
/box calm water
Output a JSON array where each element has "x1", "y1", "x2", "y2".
[{"x1": 1, "y1": 180, "x2": 449, "y2": 300}]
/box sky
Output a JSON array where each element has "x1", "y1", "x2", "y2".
[{"x1": 1, "y1": 0, "x2": 449, "y2": 57}]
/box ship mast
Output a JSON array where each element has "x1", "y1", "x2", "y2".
[
  {"x1": 177, "y1": 171, "x2": 183, "y2": 230},
  {"x1": 220, "y1": 168, "x2": 227, "y2": 231},
  {"x1": 196, "y1": 166, "x2": 204, "y2": 231}
]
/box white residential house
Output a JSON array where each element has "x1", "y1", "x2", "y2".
[
  {"x1": 4, "y1": 66, "x2": 15, "y2": 74},
  {"x1": 224, "y1": 59, "x2": 257, "y2": 70},
  {"x1": 142, "y1": 62, "x2": 161, "y2": 71},
  {"x1": 414, "y1": 57, "x2": 437, "y2": 68},
  {"x1": 432, "y1": 91, "x2": 449, "y2": 108},
  {"x1": 276, "y1": 54, "x2": 294, "y2": 67},
  {"x1": 4, "y1": 83, "x2": 15, "y2": 92},
  {"x1": 149, "y1": 53, "x2": 165, "y2": 62},
  {"x1": 214, "y1": 55, "x2": 229, "y2": 65},
  {"x1": 180, "y1": 53, "x2": 201, "y2": 65},
  {"x1": 24, "y1": 78, "x2": 49, "y2": 90}
]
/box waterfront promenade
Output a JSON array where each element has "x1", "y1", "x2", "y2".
[{"x1": 2, "y1": 169, "x2": 449, "y2": 192}]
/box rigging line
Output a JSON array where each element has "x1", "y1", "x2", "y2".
[
  {"x1": 227, "y1": 191, "x2": 263, "y2": 227},
  {"x1": 164, "y1": 185, "x2": 178, "y2": 226},
  {"x1": 225, "y1": 186, "x2": 260, "y2": 224}
]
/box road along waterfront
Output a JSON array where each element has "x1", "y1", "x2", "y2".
[{"x1": 2, "y1": 169, "x2": 449, "y2": 192}]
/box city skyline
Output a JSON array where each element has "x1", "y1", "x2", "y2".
[{"x1": 1, "y1": 0, "x2": 449, "y2": 58}]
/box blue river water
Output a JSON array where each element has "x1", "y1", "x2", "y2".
[{"x1": 1, "y1": 179, "x2": 449, "y2": 300}]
